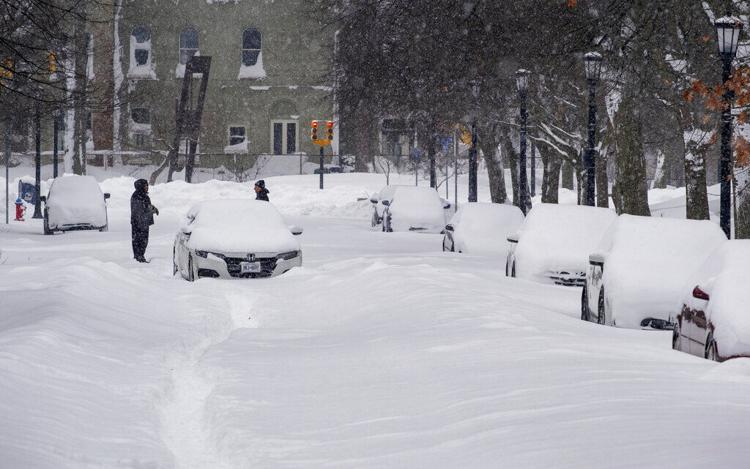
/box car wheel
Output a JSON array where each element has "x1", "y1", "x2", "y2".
[
  {"x1": 172, "y1": 248, "x2": 178, "y2": 276},
  {"x1": 705, "y1": 336, "x2": 719, "y2": 362},
  {"x1": 672, "y1": 322, "x2": 682, "y2": 351},
  {"x1": 597, "y1": 288, "x2": 607, "y2": 325},
  {"x1": 43, "y1": 210, "x2": 52, "y2": 235},
  {"x1": 581, "y1": 287, "x2": 590, "y2": 321},
  {"x1": 187, "y1": 255, "x2": 195, "y2": 282}
]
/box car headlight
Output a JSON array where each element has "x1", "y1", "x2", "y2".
[
  {"x1": 277, "y1": 250, "x2": 300, "y2": 260},
  {"x1": 195, "y1": 250, "x2": 225, "y2": 259}
]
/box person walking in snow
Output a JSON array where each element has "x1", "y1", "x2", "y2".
[
  {"x1": 254, "y1": 180, "x2": 269, "y2": 201},
  {"x1": 130, "y1": 179, "x2": 159, "y2": 263}
]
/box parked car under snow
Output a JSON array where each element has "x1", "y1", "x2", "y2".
[
  {"x1": 443, "y1": 202, "x2": 524, "y2": 255},
  {"x1": 582, "y1": 215, "x2": 726, "y2": 330},
  {"x1": 41, "y1": 175, "x2": 110, "y2": 235},
  {"x1": 173, "y1": 199, "x2": 303, "y2": 281},
  {"x1": 673, "y1": 240, "x2": 750, "y2": 361},
  {"x1": 506, "y1": 204, "x2": 616, "y2": 286},
  {"x1": 369, "y1": 185, "x2": 403, "y2": 227},
  {"x1": 381, "y1": 186, "x2": 449, "y2": 233}
]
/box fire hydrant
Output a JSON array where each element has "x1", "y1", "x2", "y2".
[{"x1": 14, "y1": 197, "x2": 25, "y2": 221}]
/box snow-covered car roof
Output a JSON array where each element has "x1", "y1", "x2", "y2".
[
  {"x1": 387, "y1": 186, "x2": 446, "y2": 232},
  {"x1": 184, "y1": 199, "x2": 300, "y2": 253},
  {"x1": 515, "y1": 204, "x2": 617, "y2": 279},
  {"x1": 685, "y1": 240, "x2": 750, "y2": 357},
  {"x1": 601, "y1": 215, "x2": 726, "y2": 328},
  {"x1": 450, "y1": 203, "x2": 524, "y2": 254},
  {"x1": 46, "y1": 175, "x2": 107, "y2": 228}
]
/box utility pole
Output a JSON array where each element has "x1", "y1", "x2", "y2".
[
  {"x1": 33, "y1": 104, "x2": 43, "y2": 218},
  {"x1": 4, "y1": 118, "x2": 10, "y2": 225}
]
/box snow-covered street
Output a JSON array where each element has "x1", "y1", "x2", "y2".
[{"x1": 2, "y1": 175, "x2": 750, "y2": 468}]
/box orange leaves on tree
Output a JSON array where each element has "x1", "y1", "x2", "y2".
[
  {"x1": 567, "y1": 0, "x2": 577, "y2": 8},
  {"x1": 735, "y1": 135, "x2": 750, "y2": 168}
]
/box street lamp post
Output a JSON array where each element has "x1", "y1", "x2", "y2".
[
  {"x1": 33, "y1": 102, "x2": 42, "y2": 218},
  {"x1": 468, "y1": 80, "x2": 480, "y2": 203},
  {"x1": 516, "y1": 69, "x2": 531, "y2": 215},
  {"x1": 583, "y1": 52, "x2": 602, "y2": 207},
  {"x1": 715, "y1": 16, "x2": 743, "y2": 238}
]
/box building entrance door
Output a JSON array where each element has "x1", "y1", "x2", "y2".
[{"x1": 271, "y1": 120, "x2": 297, "y2": 155}]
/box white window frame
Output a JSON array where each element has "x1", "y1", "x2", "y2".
[
  {"x1": 270, "y1": 120, "x2": 298, "y2": 155},
  {"x1": 228, "y1": 126, "x2": 246, "y2": 146}
]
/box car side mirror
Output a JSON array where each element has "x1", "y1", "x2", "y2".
[
  {"x1": 443, "y1": 202, "x2": 451, "y2": 209},
  {"x1": 180, "y1": 226, "x2": 192, "y2": 235},
  {"x1": 290, "y1": 225, "x2": 304, "y2": 236},
  {"x1": 692, "y1": 285, "x2": 710, "y2": 301},
  {"x1": 445, "y1": 224, "x2": 454, "y2": 232},
  {"x1": 40, "y1": 195, "x2": 46, "y2": 203},
  {"x1": 104, "y1": 193, "x2": 111, "y2": 200},
  {"x1": 507, "y1": 233, "x2": 519, "y2": 244},
  {"x1": 589, "y1": 253, "x2": 605, "y2": 266},
  {"x1": 369, "y1": 197, "x2": 379, "y2": 204},
  {"x1": 381, "y1": 200, "x2": 390, "y2": 207}
]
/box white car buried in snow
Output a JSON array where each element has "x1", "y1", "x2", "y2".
[
  {"x1": 673, "y1": 240, "x2": 750, "y2": 361},
  {"x1": 381, "y1": 186, "x2": 449, "y2": 233},
  {"x1": 173, "y1": 200, "x2": 303, "y2": 281},
  {"x1": 582, "y1": 215, "x2": 726, "y2": 330},
  {"x1": 41, "y1": 175, "x2": 110, "y2": 235},
  {"x1": 443, "y1": 202, "x2": 524, "y2": 254},
  {"x1": 506, "y1": 204, "x2": 616, "y2": 286}
]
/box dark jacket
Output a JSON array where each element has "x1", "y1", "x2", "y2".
[
  {"x1": 131, "y1": 179, "x2": 157, "y2": 230},
  {"x1": 256, "y1": 188, "x2": 270, "y2": 201}
]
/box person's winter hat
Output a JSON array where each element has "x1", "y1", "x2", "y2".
[
  {"x1": 134, "y1": 179, "x2": 148, "y2": 191},
  {"x1": 255, "y1": 180, "x2": 266, "y2": 189}
]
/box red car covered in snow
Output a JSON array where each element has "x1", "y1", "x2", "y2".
[{"x1": 672, "y1": 241, "x2": 750, "y2": 362}]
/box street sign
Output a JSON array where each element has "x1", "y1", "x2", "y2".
[
  {"x1": 441, "y1": 137, "x2": 454, "y2": 153},
  {"x1": 410, "y1": 148, "x2": 422, "y2": 161}
]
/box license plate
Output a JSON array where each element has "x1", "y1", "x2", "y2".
[{"x1": 240, "y1": 261, "x2": 261, "y2": 273}]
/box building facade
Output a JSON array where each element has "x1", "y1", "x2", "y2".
[{"x1": 92, "y1": 0, "x2": 335, "y2": 171}]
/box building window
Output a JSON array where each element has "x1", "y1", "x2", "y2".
[
  {"x1": 131, "y1": 108, "x2": 150, "y2": 125},
  {"x1": 132, "y1": 26, "x2": 151, "y2": 66},
  {"x1": 229, "y1": 126, "x2": 246, "y2": 146},
  {"x1": 179, "y1": 28, "x2": 199, "y2": 65},
  {"x1": 271, "y1": 120, "x2": 297, "y2": 155},
  {"x1": 242, "y1": 29, "x2": 261, "y2": 66}
]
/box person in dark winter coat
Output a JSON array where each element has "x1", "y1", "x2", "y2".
[
  {"x1": 254, "y1": 180, "x2": 270, "y2": 201},
  {"x1": 130, "y1": 179, "x2": 159, "y2": 262}
]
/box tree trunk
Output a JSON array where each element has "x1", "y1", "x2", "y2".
[
  {"x1": 428, "y1": 134, "x2": 437, "y2": 188},
  {"x1": 561, "y1": 160, "x2": 575, "y2": 190},
  {"x1": 480, "y1": 139, "x2": 507, "y2": 203},
  {"x1": 501, "y1": 132, "x2": 519, "y2": 207},
  {"x1": 539, "y1": 144, "x2": 561, "y2": 203},
  {"x1": 613, "y1": 96, "x2": 650, "y2": 216},
  {"x1": 596, "y1": 146, "x2": 609, "y2": 207},
  {"x1": 72, "y1": 5, "x2": 88, "y2": 175},
  {"x1": 683, "y1": 131, "x2": 710, "y2": 220},
  {"x1": 736, "y1": 170, "x2": 750, "y2": 238}
]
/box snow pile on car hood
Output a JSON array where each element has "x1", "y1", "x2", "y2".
[
  {"x1": 451, "y1": 203, "x2": 524, "y2": 255},
  {"x1": 603, "y1": 215, "x2": 726, "y2": 328},
  {"x1": 387, "y1": 186, "x2": 446, "y2": 233},
  {"x1": 515, "y1": 204, "x2": 616, "y2": 281},
  {"x1": 184, "y1": 199, "x2": 300, "y2": 253},
  {"x1": 692, "y1": 241, "x2": 750, "y2": 357},
  {"x1": 46, "y1": 175, "x2": 107, "y2": 228}
]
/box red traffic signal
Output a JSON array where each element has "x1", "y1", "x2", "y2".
[
  {"x1": 326, "y1": 120, "x2": 334, "y2": 141},
  {"x1": 311, "y1": 120, "x2": 318, "y2": 140}
]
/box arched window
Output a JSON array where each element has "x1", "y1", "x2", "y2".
[
  {"x1": 179, "y1": 28, "x2": 199, "y2": 65},
  {"x1": 131, "y1": 25, "x2": 151, "y2": 66},
  {"x1": 242, "y1": 28, "x2": 261, "y2": 66}
]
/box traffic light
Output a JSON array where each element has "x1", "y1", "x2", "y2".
[
  {"x1": 326, "y1": 120, "x2": 334, "y2": 141},
  {"x1": 311, "y1": 120, "x2": 318, "y2": 141},
  {"x1": 48, "y1": 52, "x2": 57, "y2": 73}
]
